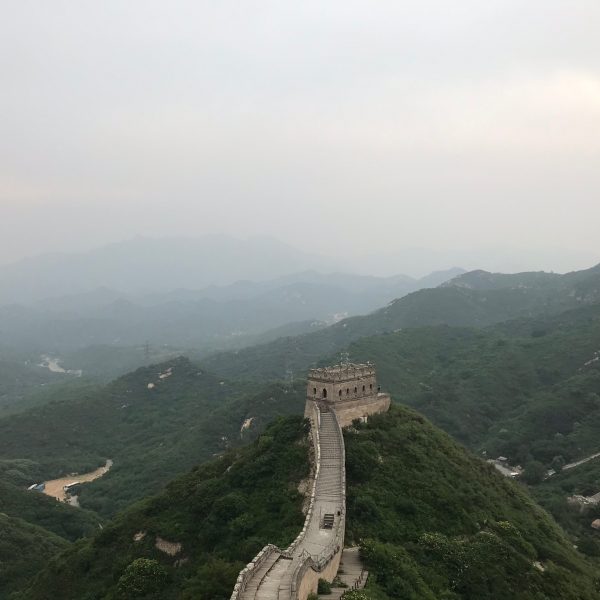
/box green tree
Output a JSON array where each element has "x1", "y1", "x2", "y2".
[
  {"x1": 116, "y1": 558, "x2": 168, "y2": 598},
  {"x1": 523, "y1": 460, "x2": 546, "y2": 485},
  {"x1": 341, "y1": 591, "x2": 371, "y2": 599}
]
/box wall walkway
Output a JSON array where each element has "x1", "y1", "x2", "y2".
[{"x1": 230, "y1": 404, "x2": 346, "y2": 600}]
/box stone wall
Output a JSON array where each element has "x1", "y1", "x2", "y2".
[
  {"x1": 295, "y1": 547, "x2": 343, "y2": 600},
  {"x1": 305, "y1": 393, "x2": 390, "y2": 428}
]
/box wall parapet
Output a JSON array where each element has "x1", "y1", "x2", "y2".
[
  {"x1": 286, "y1": 404, "x2": 321, "y2": 555},
  {"x1": 229, "y1": 543, "x2": 281, "y2": 600}
]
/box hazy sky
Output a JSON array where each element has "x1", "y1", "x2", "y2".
[{"x1": 1, "y1": 1, "x2": 599, "y2": 273}]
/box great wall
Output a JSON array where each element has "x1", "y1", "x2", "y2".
[{"x1": 230, "y1": 363, "x2": 391, "y2": 600}]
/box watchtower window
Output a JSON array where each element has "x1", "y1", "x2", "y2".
[
  {"x1": 362, "y1": 385, "x2": 366, "y2": 393},
  {"x1": 370, "y1": 384, "x2": 373, "y2": 390},
  {"x1": 354, "y1": 387, "x2": 357, "y2": 394},
  {"x1": 313, "y1": 388, "x2": 317, "y2": 396},
  {"x1": 322, "y1": 388, "x2": 327, "y2": 399},
  {"x1": 346, "y1": 388, "x2": 349, "y2": 395}
]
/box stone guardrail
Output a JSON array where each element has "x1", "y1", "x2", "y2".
[
  {"x1": 229, "y1": 406, "x2": 322, "y2": 600},
  {"x1": 285, "y1": 404, "x2": 321, "y2": 556}
]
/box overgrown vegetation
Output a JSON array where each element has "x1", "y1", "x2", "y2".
[
  {"x1": 0, "y1": 357, "x2": 305, "y2": 516},
  {"x1": 0, "y1": 355, "x2": 72, "y2": 415},
  {"x1": 0, "y1": 513, "x2": 70, "y2": 598},
  {"x1": 14, "y1": 416, "x2": 310, "y2": 600},
  {"x1": 345, "y1": 304, "x2": 600, "y2": 465},
  {"x1": 0, "y1": 476, "x2": 101, "y2": 541},
  {"x1": 531, "y1": 457, "x2": 600, "y2": 552},
  {"x1": 15, "y1": 408, "x2": 600, "y2": 599},
  {"x1": 345, "y1": 407, "x2": 600, "y2": 599}
]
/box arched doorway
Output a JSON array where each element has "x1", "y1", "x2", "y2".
[{"x1": 322, "y1": 388, "x2": 328, "y2": 399}]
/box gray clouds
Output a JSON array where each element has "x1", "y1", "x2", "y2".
[{"x1": 1, "y1": 1, "x2": 599, "y2": 273}]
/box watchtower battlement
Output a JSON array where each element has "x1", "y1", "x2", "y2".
[
  {"x1": 307, "y1": 363, "x2": 378, "y2": 403},
  {"x1": 305, "y1": 362, "x2": 390, "y2": 427}
]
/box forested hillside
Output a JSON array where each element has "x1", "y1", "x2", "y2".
[
  {"x1": 346, "y1": 304, "x2": 600, "y2": 463},
  {"x1": 0, "y1": 357, "x2": 305, "y2": 516},
  {"x1": 0, "y1": 476, "x2": 101, "y2": 541},
  {"x1": 0, "y1": 464, "x2": 102, "y2": 597},
  {"x1": 2, "y1": 267, "x2": 600, "y2": 522},
  {"x1": 0, "y1": 514, "x2": 70, "y2": 598},
  {"x1": 3, "y1": 264, "x2": 600, "y2": 599},
  {"x1": 345, "y1": 408, "x2": 600, "y2": 599},
  {"x1": 14, "y1": 416, "x2": 310, "y2": 600},
  {"x1": 16, "y1": 409, "x2": 600, "y2": 600},
  {"x1": 0, "y1": 356, "x2": 68, "y2": 414},
  {"x1": 201, "y1": 264, "x2": 600, "y2": 380}
]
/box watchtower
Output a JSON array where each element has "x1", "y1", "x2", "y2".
[{"x1": 305, "y1": 363, "x2": 391, "y2": 427}]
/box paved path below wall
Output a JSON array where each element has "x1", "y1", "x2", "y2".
[{"x1": 240, "y1": 409, "x2": 344, "y2": 600}]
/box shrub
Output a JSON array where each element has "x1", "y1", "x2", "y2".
[{"x1": 116, "y1": 558, "x2": 168, "y2": 598}]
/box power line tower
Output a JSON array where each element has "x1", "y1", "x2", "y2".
[
  {"x1": 144, "y1": 341, "x2": 151, "y2": 362},
  {"x1": 339, "y1": 351, "x2": 350, "y2": 366}
]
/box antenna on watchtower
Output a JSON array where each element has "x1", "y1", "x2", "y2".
[{"x1": 339, "y1": 351, "x2": 350, "y2": 366}]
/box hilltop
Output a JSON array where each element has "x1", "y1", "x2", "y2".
[
  {"x1": 345, "y1": 408, "x2": 599, "y2": 599},
  {"x1": 15, "y1": 408, "x2": 600, "y2": 600}
]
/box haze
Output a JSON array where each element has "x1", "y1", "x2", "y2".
[{"x1": 1, "y1": 0, "x2": 599, "y2": 275}]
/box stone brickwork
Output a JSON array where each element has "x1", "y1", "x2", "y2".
[{"x1": 305, "y1": 363, "x2": 391, "y2": 428}]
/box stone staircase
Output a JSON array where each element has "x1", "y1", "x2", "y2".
[
  {"x1": 236, "y1": 405, "x2": 345, "y2": 600},
  {"x1": 316, "y1": 412, "x2": 343, "y2": 503}
]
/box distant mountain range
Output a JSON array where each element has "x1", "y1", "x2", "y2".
[{"x1": 0, "y1": 240, "x2": 464, "y2": 359}]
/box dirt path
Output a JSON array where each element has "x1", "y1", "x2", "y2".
[
  {"x1": 43, "y1": 459, "x2": 113, "y2": 502},
  {"x1": 563, "y1": 452, "x2": 600, "y2": 471}
]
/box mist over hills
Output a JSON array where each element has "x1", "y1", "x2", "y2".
[
  {"x1": 201, "y1": 263, "x2": 600, "y2": 380},
  {"x1": 0, "y1": 240, "x2": 464, "y2": 360},
  {"x1": 0, "y1": 236, "x2": 341, "y2": 304}
]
